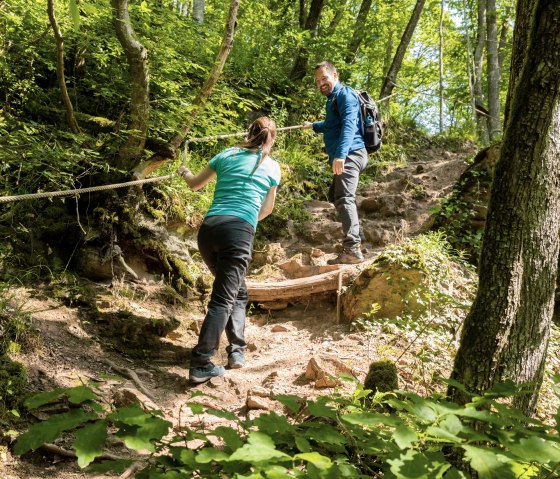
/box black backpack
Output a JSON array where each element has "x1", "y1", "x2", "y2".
[{"x1": 333, "y1": 89, "x2": 383, "y2": 154}]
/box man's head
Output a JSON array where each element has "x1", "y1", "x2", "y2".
[{"x1": 314, "y1": 61, "x2": 338, "y2": 97}]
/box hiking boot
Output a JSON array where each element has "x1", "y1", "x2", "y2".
[
  {"x1": 189, "y1": 363, "x2": 225, "y2": 384},
  {"x1": 228, "y1": 351, "x2": 245, "y2": 369},
  {"x1": 327, "y1": 247, "x2": 364, "y2": 265}
]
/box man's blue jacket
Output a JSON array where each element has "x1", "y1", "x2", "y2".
[{"x1": 312, "y1": 82, "x2": 365, "y2": 164}]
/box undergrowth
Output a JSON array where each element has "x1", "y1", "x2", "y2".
[{"x1": 12, "y1": 378, "x2": 560, "y2": 478}]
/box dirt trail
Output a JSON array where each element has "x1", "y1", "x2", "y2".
[{"x1": 2, "y1": 142, "x2": 476, "y2": 479}]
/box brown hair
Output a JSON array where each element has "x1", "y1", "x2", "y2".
[
  {"x1": 314, "y1": 61, "x2": 337, "y2": 74},
  {"x1": 239, "y1": 116, "x2": 277, "y2": 171}
]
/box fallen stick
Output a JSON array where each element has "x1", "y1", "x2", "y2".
[
  {"x1": 101, "y1": 358, "x2": 157, "y2": 402},
  {"x1": 40, "y1": 442, "x2": 122, "y2": 461}
]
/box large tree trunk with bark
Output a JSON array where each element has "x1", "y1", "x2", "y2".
[
  {"x1": 289, "y1": 0, "x2": 325, "y2": 82},
  {"x1": 47, "y1": 0, "x2": 80, "y2": 135},
  {"x1": 378, "y1": 0, "x2": 427, "y2": 105},
  {"x1": 111, "y1": 0, "x2": 149, "y2": 170},
  {"x1": 133, "y1": 0, "x2": 240, "y2": 178},
  {"x1": 448, "y1": 0, "x2": 560, "y2": 416},
  {"x1": 344, "y1": 0, "x2": 373, "y2": 65},
  {"x1": 473, "y1": 0, "x2": 489, "y2": 144},
  {"x1": 486, "y1": 0, "x2": 502, "y2": 140},
  {"x1": 193, "y1": 0, "x2": 205, "y2": 24}
]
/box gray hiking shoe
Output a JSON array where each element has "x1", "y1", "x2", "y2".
[
  {"x1": 228, "y1": 351, "x2": 245, "y2": 369},
  {"x1": 189, "y1": 362, "x2": 225, "y2": 384},
  {"x1": 327, "y1": 247, "x2": 364, "y2": 265}
]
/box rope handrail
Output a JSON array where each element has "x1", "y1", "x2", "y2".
[{"x1": 0, "y1": 124, "x2": 307, "y2": 204}]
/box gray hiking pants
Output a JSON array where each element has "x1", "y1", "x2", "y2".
[{"x1": 331, "y1": 148, "x2": 368, "y2": 250}]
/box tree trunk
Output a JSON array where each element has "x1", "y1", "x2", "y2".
[
  {"x1": 504, "y1": 0, "x2": 537, "y2": 126},
  {"x1": 111, "y1": 0, "x2": 149, "y2": 170},
  {"x1": 289, "y1": 0, "x2": 325, "y2": 82},
  {"x1": 438, "y1": 0, "x2": 444, "y2": 133},
  {"x1": 448, "y1": 0, "x2": 560, "y2": 416},
  {"x1": 486, "y1": 0, "x2": 501, "y2": 140},
  {"x1": 133, "y1": 0, "x2": 240, "y2": 179},
  {"x1": 192, "y1": 0, "x2": 204, "y2": 24},
  {"x1": 344, "y1": 0, "x2": 373, "y2": 65},
  {"x1": 46, "y1": 0, "x2": 80, "y2": 135},
  {"x1": 378, "y1": 0, "x2": 427, "y2": 105},
  {"x1": 497, "y1": 7, "x2": 510, "y2": 72},
  {"x1": 473, "y1": 0, "x2": 489, "y2": 144}
]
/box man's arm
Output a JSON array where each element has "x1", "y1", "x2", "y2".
[{"x1": 334, "y1": 88, "x2": 360, "y2": 161}]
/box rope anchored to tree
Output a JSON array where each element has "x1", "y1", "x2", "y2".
[{"x1": 0, "y1": 124, "x2": 306, "y2": 204}]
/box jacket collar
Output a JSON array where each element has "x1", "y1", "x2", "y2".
[{"x1": 328, "y1": 82, "x2": 342, "y2": 99}]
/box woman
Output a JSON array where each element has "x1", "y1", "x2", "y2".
[{"x1": 178, "y1": 117, "x2": 281, "y2": 383}]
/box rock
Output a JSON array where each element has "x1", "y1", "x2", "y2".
[
  {"x1": 258, "y1": 301, "x2": 289, "y2": 311},
  {"x1": 304, "y1": 354, "x2": 356, "y2": 388},
  {"x1": 246, "y1": 395, "x2": 275, "y2": 410},
  {"x1": 271, "y1": 324, "x2": 295, "y2": 333}
]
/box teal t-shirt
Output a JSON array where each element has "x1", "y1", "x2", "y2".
[{"x1": 206, "y1": 147, "x2": 281, "y2": 230}]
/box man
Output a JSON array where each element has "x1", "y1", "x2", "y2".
[{"x1": 303, "y1": 61, "x2": 368, "y2": 264}]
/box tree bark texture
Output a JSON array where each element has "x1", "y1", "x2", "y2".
[
  {"x1": 47, "y1": 0, "x2": 80, "y2": 134},
  {"x1": 449, "y1": 0, "x2": 560, "y2": 415},
  {"x1": 192, "y1": 0, "x2": 204, "y2": 24},
  {"x1": 438, "y1": 0, "x2": 444, "y2": 133},
  {"x1": 504, "y1": 0, "x2": 537, "y2": 126},
  {"x1": 345, "y1": 0, "x2": 373, "y2": 65},
  {"x1": 486, "y1": 0, "x2": 501, "y2": 140},
  {"x1": 289, "y1": 0, "x2": 325, "y2": 82},
  {"x1": 473, "y1": 0, "x2": 489, "y2": 144},
  {"x1": 111, "y1": 0, "x2": 149, "y2": 169},
  {"x1": 133, "y1": 0, "x2": 240, "y2": 178},
  {"x1": 378, "y1": 0, "x2": 427, "y2": 105}
]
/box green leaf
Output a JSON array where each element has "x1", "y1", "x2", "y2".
[
  {"x1": 196, "y1": 447, "x2": 230, "y2": 463},
  {"x1": 274, "y1": 394, "x2": 304, "y2": 413},
  {"x1": 393, "y1": 425, "x2": 418, "y2": 449},
  {"x1": 212, "y1": 426, "x2": 243, "y2": 452},
  {"x1": 206, "y1": 408, "x2": 239, "y2": 422},
  {"x1": 67, "y1": 385, "x2": 98, "y2": 405},
  {"x1": 307, "y1": 398, "x2": 338, "y2": 420},
  {"x1": 14, "y1": 409, "x2": 97, "y2": 455},
  {"x1": 24, "y1": 387, "x2": 68, "y2": 409},
  {"x1": 74, "y1": 420, "x2": 107, "y2": 468},
  {"x1": 108, "y1": 405, "x2": 151, "y2": 426},
  {"x1": 117, "y1": 416, "x2": 171, "y2": 452},
  {"x1": 386, "y1": 449, "x2": 436, "y2": 478},
  {"x1": 263, "y1": 465, "x2": 293, "y2": 478},
  {"x1": 295, "y1": 452, "x2": 332, "y2": 470},
  {"x1": 295, "y1": 436, "x2": 311, "y2": 452},
  {"x1": 340, "y1": 411, "x2": 401, "y2": 427},
  {"x1": 508, "y1": 436, "x2": 560, "y2": 463},
  {"x1": 254, "y1": 412, "x2": 294, "y2": 435},
  {"x1": 462, "y1": 445, "x2": 516, "y2": 479},
  {"x1": 227, "y1": 432, "x2": 291, "y2": 464},
  {"x1": 171, "y1": 447, "x2": 196, "y2": 468},
  {"x1": 68, "y1": 0, "x2": 81, "y2": 30}
]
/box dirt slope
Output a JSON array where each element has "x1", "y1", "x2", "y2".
[{"x1": 2, "y1": 141, "x2": 478, "y2": 479}]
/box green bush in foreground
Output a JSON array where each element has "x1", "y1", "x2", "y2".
[{"x1": 13, "y1": 378, "x2": 560, "y2": 478}]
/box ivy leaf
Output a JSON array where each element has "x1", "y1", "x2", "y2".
[
  {"x1": 227, "y1": 432, "x2": 291, "y2": 464},
  {"x1": 74, "y1": 420, "x2": 107, "y2": 468},
  {"x1": 462, "y1": 445, "x2": 516, "y2": 479},
  {"x1": 14, "y1": 409, "x2": 97, "y2": 455}
]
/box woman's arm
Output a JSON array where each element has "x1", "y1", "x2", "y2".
[
  {"x1": 178, "y1": 165, "x2": 216, "y2": 191},
  {"x1": 258, "y1": 186, "x2": 278, "y2": 221}
]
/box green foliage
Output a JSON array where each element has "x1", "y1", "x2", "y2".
[
  {"x1": 0, "y1": 356, "x2": 27, "y2": 417},
  {"x1": 13, "y1": 379, "x2": 560, "y2": 478}
]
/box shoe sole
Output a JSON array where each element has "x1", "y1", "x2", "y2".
[{"x1": 228, "y1": 361, "x2": 244, "y2": 369}]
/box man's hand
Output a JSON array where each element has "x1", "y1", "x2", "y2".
[
  {"x1": 332, "y1": 158, "x2": 345, "y2": 175},
  {"x1": 302, "y1": 121, "x2": 313, "y2": 130}
]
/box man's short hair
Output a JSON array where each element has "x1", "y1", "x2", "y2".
[{"x1": 314, "y1": 61, "x2": 337, "y2": 74}]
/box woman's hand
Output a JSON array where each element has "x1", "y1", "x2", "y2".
[{"x1": 177, "y1": 165, "x2": 191, "y2": 178}]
